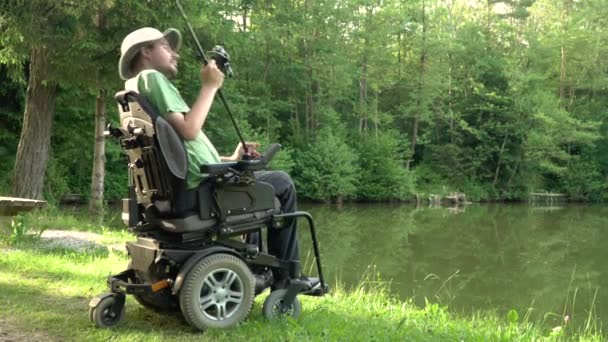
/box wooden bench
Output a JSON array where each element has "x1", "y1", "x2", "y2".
[{"x1": 0, "y1": 196, "x2": 47, "y2": 231}]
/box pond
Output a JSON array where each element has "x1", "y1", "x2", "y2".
[{"x1": 297, "y1": 203, "x2": 607, "y2": 329}]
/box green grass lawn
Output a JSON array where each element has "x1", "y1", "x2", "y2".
[{"x1": 0, "y1": 209, "x2": 604, "y2": 341}]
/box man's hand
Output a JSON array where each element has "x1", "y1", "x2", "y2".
[
  {"x1": 232, "y1": 142, "x2": 261, "y2": 160},
  {"x1": 201, "y1": 60, "x2": 224, "y2": 89}
]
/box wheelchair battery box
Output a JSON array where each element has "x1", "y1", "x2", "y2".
[{"x1": 126, "y1": 237, "x2": 196, "y2": 274}]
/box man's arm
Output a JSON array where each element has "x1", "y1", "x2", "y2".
[{"x1": 167, "y1": 60, "x2": 224, "y2": 141}]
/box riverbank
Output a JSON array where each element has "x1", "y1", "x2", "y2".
[
  {"x1": 0, "y1": 245, "x2": 602, "y2": 341},
  {"x1": 0, "y1": 208, "x2": 605, "y2": 340}
]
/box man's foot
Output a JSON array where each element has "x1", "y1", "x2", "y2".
[
  {"x1": 270, "y1": 274, "x2": 329, "y2": 296},
  {"x1": 300, "y1": 276, "x2": 328, "y2": 296}
]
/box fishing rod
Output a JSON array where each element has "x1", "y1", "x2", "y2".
[{"x1": 175, "y1": 0, "x2": 250, "y2": 156}]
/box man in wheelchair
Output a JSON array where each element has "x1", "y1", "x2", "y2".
[{"x1": 88, "y1": 27, "x2": 327, "y2": 331}]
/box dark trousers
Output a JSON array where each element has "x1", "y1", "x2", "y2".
[{"x1": 254, "y1": 171, "x2": 300, "y2": 279}]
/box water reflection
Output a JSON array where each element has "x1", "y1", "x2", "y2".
[{"x1": 298, "y1": 203, "x2": 608, "y2": 328}]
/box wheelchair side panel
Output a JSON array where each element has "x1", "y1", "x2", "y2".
[{"x1": 215, "y1": 181, "x2": 276, "y2": 218}]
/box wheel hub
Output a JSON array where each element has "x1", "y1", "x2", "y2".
[
  {"x1": 199, "y1": 268, "x2": 244, "y2": 321},
  {"x1": 214, "y1": 288, "x2": 228, "y2": 301}
]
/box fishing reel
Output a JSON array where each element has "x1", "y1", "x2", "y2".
[{"x1": 208, "y1": 45, "x2": 233, "y2": 78}]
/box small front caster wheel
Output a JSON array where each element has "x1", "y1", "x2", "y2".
[
  {"x1": 89, "y1": 293, "x2": 125, "y2": 328},
  {"x1": 262, "y1": 289, "x2": 301, "y2": 320}
]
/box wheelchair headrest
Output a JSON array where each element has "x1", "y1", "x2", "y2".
[
  {"x1": 114, "y1": 90, "x2": 130, "y2": 105},
  {"x1": 115, "y1": 90, "x2": 159, "y2": 122}
]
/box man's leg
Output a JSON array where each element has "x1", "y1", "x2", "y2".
[{"x1": 254, "y1": 171, "x2": 299, "y2": 277}]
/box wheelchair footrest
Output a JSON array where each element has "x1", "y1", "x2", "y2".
[
  {"x1": 107, "y1": 269, "x2": 165, "y2": 295},
  {"x1": 301, "y1": 282, "x2": 329, "y2": 297}
]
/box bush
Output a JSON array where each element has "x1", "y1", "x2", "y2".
[
  {"x1": 560, "y1": 155, "x2": 606, "y2": 202},
  {"x1": 293, "y1": 128, "x2": 359, "y2": 202},
  {"x1": 356, "y1": 133, "x2": 415, "y2": 201}
]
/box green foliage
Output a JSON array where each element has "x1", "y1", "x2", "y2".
[
  {"x1": 356, "y1": 132, "x2": 415, "y2": 201},
  {"x1": 293, "y1": 128, "x2": 359, "y2": 202},
  {"x1": 1, "y1": 0, "x2": 608, "y2": 202},
  {"x1": 507, "y1": 309, "x2": 519, "y2": 324},
  {"x1": 560, "y1": 155, "x2": 606, "y2": 202},
  {"x1": 43, "y1": 156, "x2": 71, "y2": 205},
  {"x1": 6, "y1": 215, "x2": 28, "y2": 245},
  {"x1": 0, "y1": 65, "x2": 23, "y2": 193}
]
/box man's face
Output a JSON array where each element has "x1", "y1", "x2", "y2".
[{"x1": 145, "y1": 38, "x2": 179, "y2": 78}]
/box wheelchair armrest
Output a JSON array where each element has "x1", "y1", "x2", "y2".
[{"x1": 201, "y1": 162, "x2": 238, "y2": 176}]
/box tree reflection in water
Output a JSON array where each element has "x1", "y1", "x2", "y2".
[{"x1": 298, "y1": 203, "x2": 608, "y2": 329}]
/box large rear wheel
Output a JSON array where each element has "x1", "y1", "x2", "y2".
[{"x1": 179, "y1": 253, "x2": 255, "y2": 331}]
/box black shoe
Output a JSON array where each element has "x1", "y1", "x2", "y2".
[{"x1": 300, "y1": 276, "x2": 327, "y2": 296}]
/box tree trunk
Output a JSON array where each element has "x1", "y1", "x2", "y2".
[
  {"x1": 89, "y1": 89, "x2": 106, "y2": 215},
  {"x1": 10, "y1": 47, "x2": 57, "y2": 200},
  {"x1": 446, "y1": 0, "x2": 456, "y2": 143},
  {"x1": 359, "y1": 57, "x2": 368, "y2": 133},
  {"x1": 493, "y1": 135, "x2": 508, "y2": 187},
  {"x1": 293, "y1": 89, "x2": 300, "y2": 135},
  {"x1": 507, "y1": 154, "x2": 522, "y2": 188},
  {"x1": 559, "y1": 46, "x2": 566, "y2": 110},
  {"x1": 302, "y1": 37, "x2": 313, "y2": 140},
  {"x1": 374, "y1": 91, "x2": 379, "y2": 137},
  {"x1": 409, "y1": 0, "x2": 426, "y2": 170},
  {"x1": 559, "y1": 1, "x2": 568, "y2": 110},
  {"x1": 242, "y1": 4, "x2": 248, "y2": 32}
]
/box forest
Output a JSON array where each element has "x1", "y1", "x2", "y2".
[{"x1": 1, "y1": 0, "x2": 607, "y2": 207}]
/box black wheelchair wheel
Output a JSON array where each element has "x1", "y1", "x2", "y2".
[
  {"x1": 262, "y1": 289, "x2": 301, "y2": 320},
  {"x1": 179, "y1": 253, "x2": 255, "y2": 331},
  {"x1": 89, "y1": 294, "x2": 125, "y2": 328},
  {"x1": 128, "y1": 262, "x2": 180, "y2": 312},
  {"x1": 133, "y1": 290, "x2": 180, "y2": 312}
]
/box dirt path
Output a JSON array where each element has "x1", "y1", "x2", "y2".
[
  {"x1": 40, "y1": 229, "x2": 125, "y2": 252},
  {"x1": 0, "y1": 318, "x2": 56, "y2": 342}
]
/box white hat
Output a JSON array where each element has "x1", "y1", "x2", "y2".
[{"x1": 118, "y1": 27, "x2": 182, "y2": 80}]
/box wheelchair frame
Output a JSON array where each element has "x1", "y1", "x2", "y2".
[{"x1": 89, "y1": 91, "x2": 327, "y2": 331}]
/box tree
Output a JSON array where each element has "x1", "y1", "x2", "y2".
[
  {"x1": 293, "y1": 127, "x2": 359, "y2": 203},
  {"x1": 1, "y1": 1, "x2": 61, "y2": 199}
]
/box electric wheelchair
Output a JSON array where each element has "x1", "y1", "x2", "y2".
[{"x1": 88, "y1": 90, "x2": 328, "y2": 331}]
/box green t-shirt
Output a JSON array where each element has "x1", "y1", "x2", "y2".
[{"x1": 133, "y1": 70, "x2": 221, "y2": 189}]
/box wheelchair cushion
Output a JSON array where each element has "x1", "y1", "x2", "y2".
[{"x1": 157, "y1": 213, "x2": 217, "y2": 233}]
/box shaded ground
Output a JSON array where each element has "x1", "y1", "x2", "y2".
[
  {"x1": 0, "y1": 230, "x2": 124, "y2": 341},
  {"x1": 0, "y1": 317, "x2": 56, "y2": 342},
  {"x1": 40, "y1": 229, "x2": 125, "y2": 252}
]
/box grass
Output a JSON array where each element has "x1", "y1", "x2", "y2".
[{"x1": 0, "y1": 208, "x2": 604, "y2": 341}]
